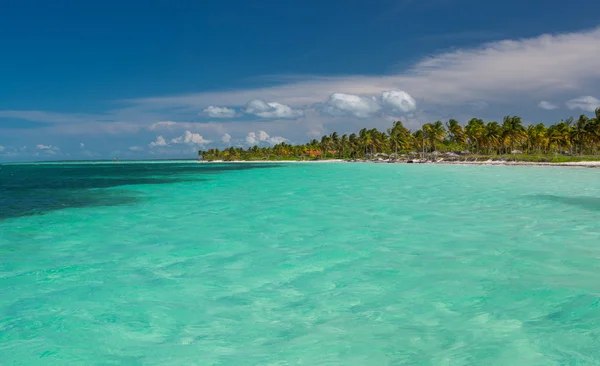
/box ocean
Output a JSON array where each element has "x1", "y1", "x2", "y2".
[{"x1": 1, "y1": 161, "x2": 599, "y2": 364}]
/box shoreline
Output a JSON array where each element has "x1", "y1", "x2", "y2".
[{"x1": 198, "y1": 159, "x2": 600, "y2": 167}]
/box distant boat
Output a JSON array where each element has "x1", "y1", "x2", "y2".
[{"x1": 113, "y1": 158, "x2": 119, "y2": 162}]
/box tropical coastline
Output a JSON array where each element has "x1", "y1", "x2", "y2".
[
  {"x1": 197, "y1": 159, "x2": 600, "y2": 167},
  {"x1": 199, "y1": 113, "x2": 600, "y2": 166}
]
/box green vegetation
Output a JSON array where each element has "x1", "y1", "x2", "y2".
[{"x1": 199, "y1": 108, "x2": 600, "y2": 162}]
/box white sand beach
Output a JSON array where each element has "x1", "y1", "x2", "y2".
[{"x1": 197, "y1": 159, "x2": 600, "y2": 167}]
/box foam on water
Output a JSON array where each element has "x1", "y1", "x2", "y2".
[{"x1": 1, "y1": 162, "x2": 599, "y2": 364}]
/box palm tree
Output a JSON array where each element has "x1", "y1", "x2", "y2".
[
  {"x1": 348, "y1": 133, "x2": 358, "y2": 158},
  {"x1": 526, "y1": 123, "x2": 547, "y2": 154},
  {"x1": 371, "y1": 128, "x2": 386, "y2": 155},
  {"x1": 364, "y1": 129, "x2": 375, "y2": 158},
  {"x1": 340, "y1": 134, "x2": 349, "y2": 159},
  {"x1": 330, "y1": 132, "x2": 340, "y2": 157},
  {"x1": 320, "y1": 135, "x2": 330, "y2": 160},
  {"x1": 446, "y1": 119, "x2": 466, "y2": 147},
  {"x1": 413, "y1": 129, "x2": 426, "y2": 157},
  {"x1": 575, "y1": 115, "x2": 590, "y2": 155},
  {"x1": 358, "y1": 128, "x2": 369, "y2": 157},
  {"x1": 484, "y1": 122, "x2": 502, "y2": 154},
  {"x1": 586, "y1": 108, "x2": 600, "y2": 154},
  {"x1": 388, "y1": 121, "x2": 412, "y2": 157},
  {"x1": 430, "y1": 121, "x2": 446, "y2": 151},
  {"x1": 502, "y1": 116, "x2": 526, "y2": 153},
  {"x1": 465, "y1": 118, "x2": 485, "y2": 153}
]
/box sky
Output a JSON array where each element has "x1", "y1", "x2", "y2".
[{"x1": 1, "y1": 0, "x2": 600, "y2": 161}]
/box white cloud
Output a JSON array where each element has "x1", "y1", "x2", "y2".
[
  {"x1": 268, "y1": 136, "x2": 287, "y2": 145},
  {"x1": 149, "y1": 121, "x2": 178, "y2": 130},
  {"x1": 244, "y1": 99, "x2": 304, "y2": 119},
  {"x1": 149, "y1": 136, "x2": 168, "y2": 148},
  {"x1": 538, "y1": 101, "x2": 559, "y2": 110},
  {"x1": 258, "y1": 130, "x2": 269, "y2": 141},
  {"x1": 381, "y1": 90, "x2": 417, "y2": 113},
  {"x1": 203, "y1": 106, "x2": 236, "y2": 118},
  {"x1": 170, "y1": 131, "x2": 211, "y2": 145},
  {"x1": 322, "y1": 93, "x2": 381, "y2": 118},
  {"x1": 245, "y1": 130, "x2": 287, "y2": 146},
  {"x1": 0, "y1": 145, "x2": 4, "y2": 152},
  {"x1": 245, "y1": 132, "x2": 258, "y2": 145},
  {"x1": 565, "y1": 96, "x2": 600, "y2": 112},
  {"x1": 221, "y1": 133, "x2": 231, "y2": 144},
  {"x1": 79, "y1": 142, "x2": 85, "y2": 148},
  {"x1": 129, "y1": 146, "x2": 144, "y2": 151},
  {"x1": 36, "y1": 144, "x2": 57, "y2": 150},
  {"x1": 35, "y1": 144, "x2": 59, "y2": 155}
]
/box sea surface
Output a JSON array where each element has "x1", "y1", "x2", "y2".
[{"x1": 1, "y1": 161, "x2": 600, "y2": 365}]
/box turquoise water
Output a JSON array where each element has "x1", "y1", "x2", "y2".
[{"x1": 1, "y1": 162, "x2": 600, "y2": 365}]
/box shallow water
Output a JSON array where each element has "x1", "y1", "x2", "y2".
[{"x1": 1, "y1": 162, "x2": 599, "y2": 365}]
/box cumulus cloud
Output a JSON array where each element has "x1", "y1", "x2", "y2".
[
  {"x1": 381, "y1": 90, "x2": 417, "y2": 113},
  {"x1": 258, "y1": 131, "x2": 269, "y2": 141},
  {"x1": 322, "y1": 93, "x2": 381, "y2": 118},
  {"x1": 538, "y1": 101, "x2": 559, "y2": 110},
  {"x1": 321, "y1": 90, "x2": 417, "y2": 118},
  {"x1": 129, "y1": 146, "x2": 144, "y2": 151},
  {"x1": 170, "y1": 131, "x2": 211, "y2": 145},
  {"x1": 245, "y1": 132, "x2": 259, "y2": 145},
  {"x1": 244, "y1": 99, "x2": 303, "y2": 119},
  {"x1": 203, "y1": 106, "x2": 237, "y2": 118},
  {"x1": 245, "y1": 130, "x2": 287, "y2": 146},
  {"x1": 149, "y1": 136, "x2": 168, "y2": 147},
  {"x1": 565, "y1": 96, "x2": 600, "y2": 112},
  {"x1": 221, "y1": 133, "x2": 231, "y2": 144}
]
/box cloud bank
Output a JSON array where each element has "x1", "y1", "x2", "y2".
[{"x1": 126, "y1": 26, "x2": 600, "y2": 111}]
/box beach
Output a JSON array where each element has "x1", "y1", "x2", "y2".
[{"x1": 198, "y1": 158, "x2": 600, "y2": 167}]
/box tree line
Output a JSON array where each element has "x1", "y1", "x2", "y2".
[{"x1": 199, "y1": 109, "x2": 600, "y2": 161}]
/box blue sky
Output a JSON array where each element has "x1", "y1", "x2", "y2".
[{"x1": 1, "y1": 0, "x2": 600, "y2": 161}]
